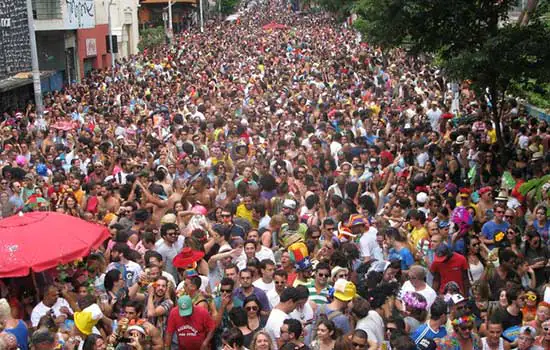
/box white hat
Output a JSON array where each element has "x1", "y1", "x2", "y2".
[
  {"x1": 283, "y1": 199, "x2": 297, "y2": 210},
  {"x1": 455, "y1": 135, "x2": 466, "y2": 145},
  {"x1": 416, "y1": 192, "x2": 428, "y2": 204}
]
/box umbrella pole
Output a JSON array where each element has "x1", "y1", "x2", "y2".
[{"x1": 31, "y1": 270, "x2": 41, "y2": 300}]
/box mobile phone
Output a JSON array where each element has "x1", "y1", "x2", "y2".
[{"x1": 118, "y1": 337, "x2": 132, "y2": 343}]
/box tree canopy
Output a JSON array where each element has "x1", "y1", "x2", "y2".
[{"x1": 352, "y1": 0, "x2": 550, "y2": 149}]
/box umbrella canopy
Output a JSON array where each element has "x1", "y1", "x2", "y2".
[
  {"x1": 262, "y1": 22, "x2": 288, "y2": 31},
  {"x1": 0, "y1": 212, "x2": 110, "y2": 277}
]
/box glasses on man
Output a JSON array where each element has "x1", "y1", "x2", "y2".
[{"x1": 220, "y1": 288, "x2": 233, "y2": 294}]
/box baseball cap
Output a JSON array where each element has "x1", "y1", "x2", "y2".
[
  {"x1": 519, "y1": 325, "x2": 537, "y2": 339},
  {"x1": 333, "y1": 279, "x2": 356, "y2": 301},
  {"x1": 448, "y1": 294, "x2": 466, "y2": 305},
  {"x1": 438, "y1": 220, "x2": 450, "y2": 228},
  {"x1": 417, "y1": 338, "x2": 437, "y2": 350},
  {"x1": 283, "y1": 199, "x2": 297, "y2": 210},
  {"x1": 177, "y1": 295, "x2": 193, "y2": 316}
]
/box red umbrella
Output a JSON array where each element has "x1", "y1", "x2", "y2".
[
  {"x1": 0, "y1": 212, "x2": 110, "y2": 278},
  {"x1": 262, "y1": 22, "x2": 288, "y2": 31}
]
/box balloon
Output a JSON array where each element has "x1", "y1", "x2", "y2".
[{"x1": 15, "y1": 155, "x2": 26, "y2": 166}]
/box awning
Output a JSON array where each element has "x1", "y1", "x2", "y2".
[
  {"x1": 140, "y1": 0, "x2": 196, "y2": 4},
  {"x1": 0, "y1": 71, "x2": 56, "y2": 93}
]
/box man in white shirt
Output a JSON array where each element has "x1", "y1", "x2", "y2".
[
  {"x1": 267, "y1": 270, "x2": 288, "y2": 308},
  {"x1": 427, "y1": 101, "x2": 442, "y2": 132},
  {"x1": 351, "y1": 215, "x2": 378, "y2": 262},
  {"x1": 253, "y1": 259, "x2": 276, "y2": 293},
  {"x1": 400, "y1": 265, "x2": 437, "y2": 309},
  {"x1": 107, "y1": 243, "x2": 143, "y2": 288},
  {"x1": 265, "y1": 287, "x2": 299, "y2": 350},
  {"x1": 31, "y1": 286, "x2": 74, "y2": 328},
  {"x1": 154, "y1": 223, "x2": 184, "y2": 283}
]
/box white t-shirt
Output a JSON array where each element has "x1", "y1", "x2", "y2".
[
  {"x1": 289, "y1": 303, "x2": 314, "y2": 324},
  {"x1": 400, "y1": 280, "x2": 437, "y2": 309},
  {"x1": 253, "y1": 279, "x2": 275, "y2": 293},
  {"x1": 359, "y1": 226, "x2": 379, "y2": 259},
  {"x1": 267, "y1": 289, "x2": 280, "y2": 308},
  {"x1": 31, "y1": 298, "x2": 74, "y2": 327},
  {"x1": 107, "y1": 260, "x2": 143, "y2": 287},
  {"x1": 264, "y1": 308, "x2": 289, "y2": 349}
]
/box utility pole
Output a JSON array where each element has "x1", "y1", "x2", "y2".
[
  {"x1": 199, "y1": 0, "x2": 204, "y2": 32},
  {"x1": 168, "y1": 0, "x2": 173, "y2": 34},
  {"x1": 107, "y1": 0, "x2": 115, "y2": 69},
  {"x1": 25, "y1": 0, "x2": 43, "y2": 116}
]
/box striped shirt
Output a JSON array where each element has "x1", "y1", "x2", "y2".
[{"x1": 306, "y1": 282, "x2": 330, "y2": 304}]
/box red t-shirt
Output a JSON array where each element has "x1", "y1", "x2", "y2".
[
  {"x1": 430, "y1": 253, "x2": 469, "y2": 294},
  {"x1": 166, "y1": 305, "x2": 215, "y2": 350}
]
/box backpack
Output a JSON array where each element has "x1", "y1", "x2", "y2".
[{"x1": 306, "y1": 304, "x2": 343, "y2": 342}]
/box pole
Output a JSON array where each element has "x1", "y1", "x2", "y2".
[
  {"x1": 107, "y1": 0, "x2": 115, "y2": 69},
  {"x1": 168, "y1": 0, "x2": 173, "y2": 32},
  {"x1": 199, "y1": 0, "x2": 204, "y2": 32},
  {"x1": 219, "y1": 0, "x2": 221, "y2": 19},
  {"x1": 25, "y1": 0, "x2": 43, "y2": 116}
]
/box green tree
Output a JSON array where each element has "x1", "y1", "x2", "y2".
[
  {"x1": 354, "y1": 0, "x2": 550, "y2": 152},
  {"x1": 316, "y1": 0, "x2": 355, "y2": 19},
  {"x1": 138, "y1": 26, "x2": 166, "y2": 52},
  {"x1": 220, "y1": 0, "x2": 240, "y2": 15}
]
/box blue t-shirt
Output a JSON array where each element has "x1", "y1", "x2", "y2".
[
  {"x1": 481, "y1": 220, "x2": 509, "y2": 249},
  {"x1": 388, "y1": 247, "x2": 415, "y2": 270},
  {"x1": 411, "y1": 323, "x2": 447, "y2": 345}
]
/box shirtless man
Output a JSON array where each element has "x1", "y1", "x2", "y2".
[
  {"x1": 137, "y1": 178, "x2": 191, "y2": 226},
  {"x1": 98, "y1": 183, "x2": 120, "y2": 214},
  {"x1": 187, "y1": 175, "x2": 216, "y2": 211}
]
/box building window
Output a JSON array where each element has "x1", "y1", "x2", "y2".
[{"x1": 32, "y1": 0, "x2": 62, "y2": 20}]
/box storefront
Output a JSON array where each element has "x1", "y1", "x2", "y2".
[{"x1": 77, "y1": 24, "x2": 110, "y2": 79}]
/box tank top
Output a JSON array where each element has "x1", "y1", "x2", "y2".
[{"x1": 481, "y1": 337, "x2": 504, "y2": 350}]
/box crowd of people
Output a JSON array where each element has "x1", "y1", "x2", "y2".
[{"x1": 0, "y1": 0, "x2": 550, "y2": 349}]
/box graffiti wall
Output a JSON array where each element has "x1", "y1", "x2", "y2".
[
  {"x1": 0, "y1": 0, "x2": 32, "y2": 81},
  {"x1": 64, "y1": 0, "x2": 95, "y2": 29}
]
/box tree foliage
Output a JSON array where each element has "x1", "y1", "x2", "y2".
[
  {"x1": 353, "y1": 0, "x2": 550, "y2": 150},
  {"x1": 316, "y1": 0, "x2": 355, "y2": 19},
  {"x1": 221, "y1": 0, "x2": 240, "y2": 15},
  {"x1": 138, "y1": 26, "x2": 166, "y2": 52}
]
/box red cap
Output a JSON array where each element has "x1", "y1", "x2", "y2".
[
  {"x1": 459, "y1": 188, "x2": 472, "y2": 195},
  {"x1": 478, "y1": 186, "x2": 492, "y2": 195}
]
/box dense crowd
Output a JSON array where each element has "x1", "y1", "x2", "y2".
[{"x1": 0, "y1": 0, "x2": 550, "y2": 349}]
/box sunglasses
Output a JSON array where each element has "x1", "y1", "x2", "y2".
[
  {"x1": 246, "y1": 306, "x2": 258, "y2": 311},
  {"x1": 221, "y1": 289, "x2": 233, "y2": 294},
  {"x1": 317, "y1": 273, "x2": 329, "y2": 278},
  {"x1": 221, "y1": 214, "x2": 231, "y2": 218},
  {"x1": 352, "y1": 342, "x2": 366, "y2": 348},
  {"x1": 337, "y1": 274, "x2": 349, "y2": 279},
  {"x1": 505, "y1": 215, "x2": 514, "y2": 219},
  {"x1": 311, "y1": 235, "x2": 321, "y2": 239},
  {"x1": 459, "y1": 324, "x2": 473, "y2": 331},
  {"x1": 525, "y1": 293, "x2": 537, "y2": 301}
]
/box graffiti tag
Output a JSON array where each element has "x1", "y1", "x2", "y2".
[{"x1": 65, "y1": 0, "x2": 94, "y2": 28}]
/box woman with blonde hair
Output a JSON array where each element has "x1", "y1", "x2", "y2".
[
  {"x1": 250, "y1": 330, "x2": 274, "y2": 350},
  {"x1": 0, "y1": 298, "x2": 28, "y2": 350}
]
